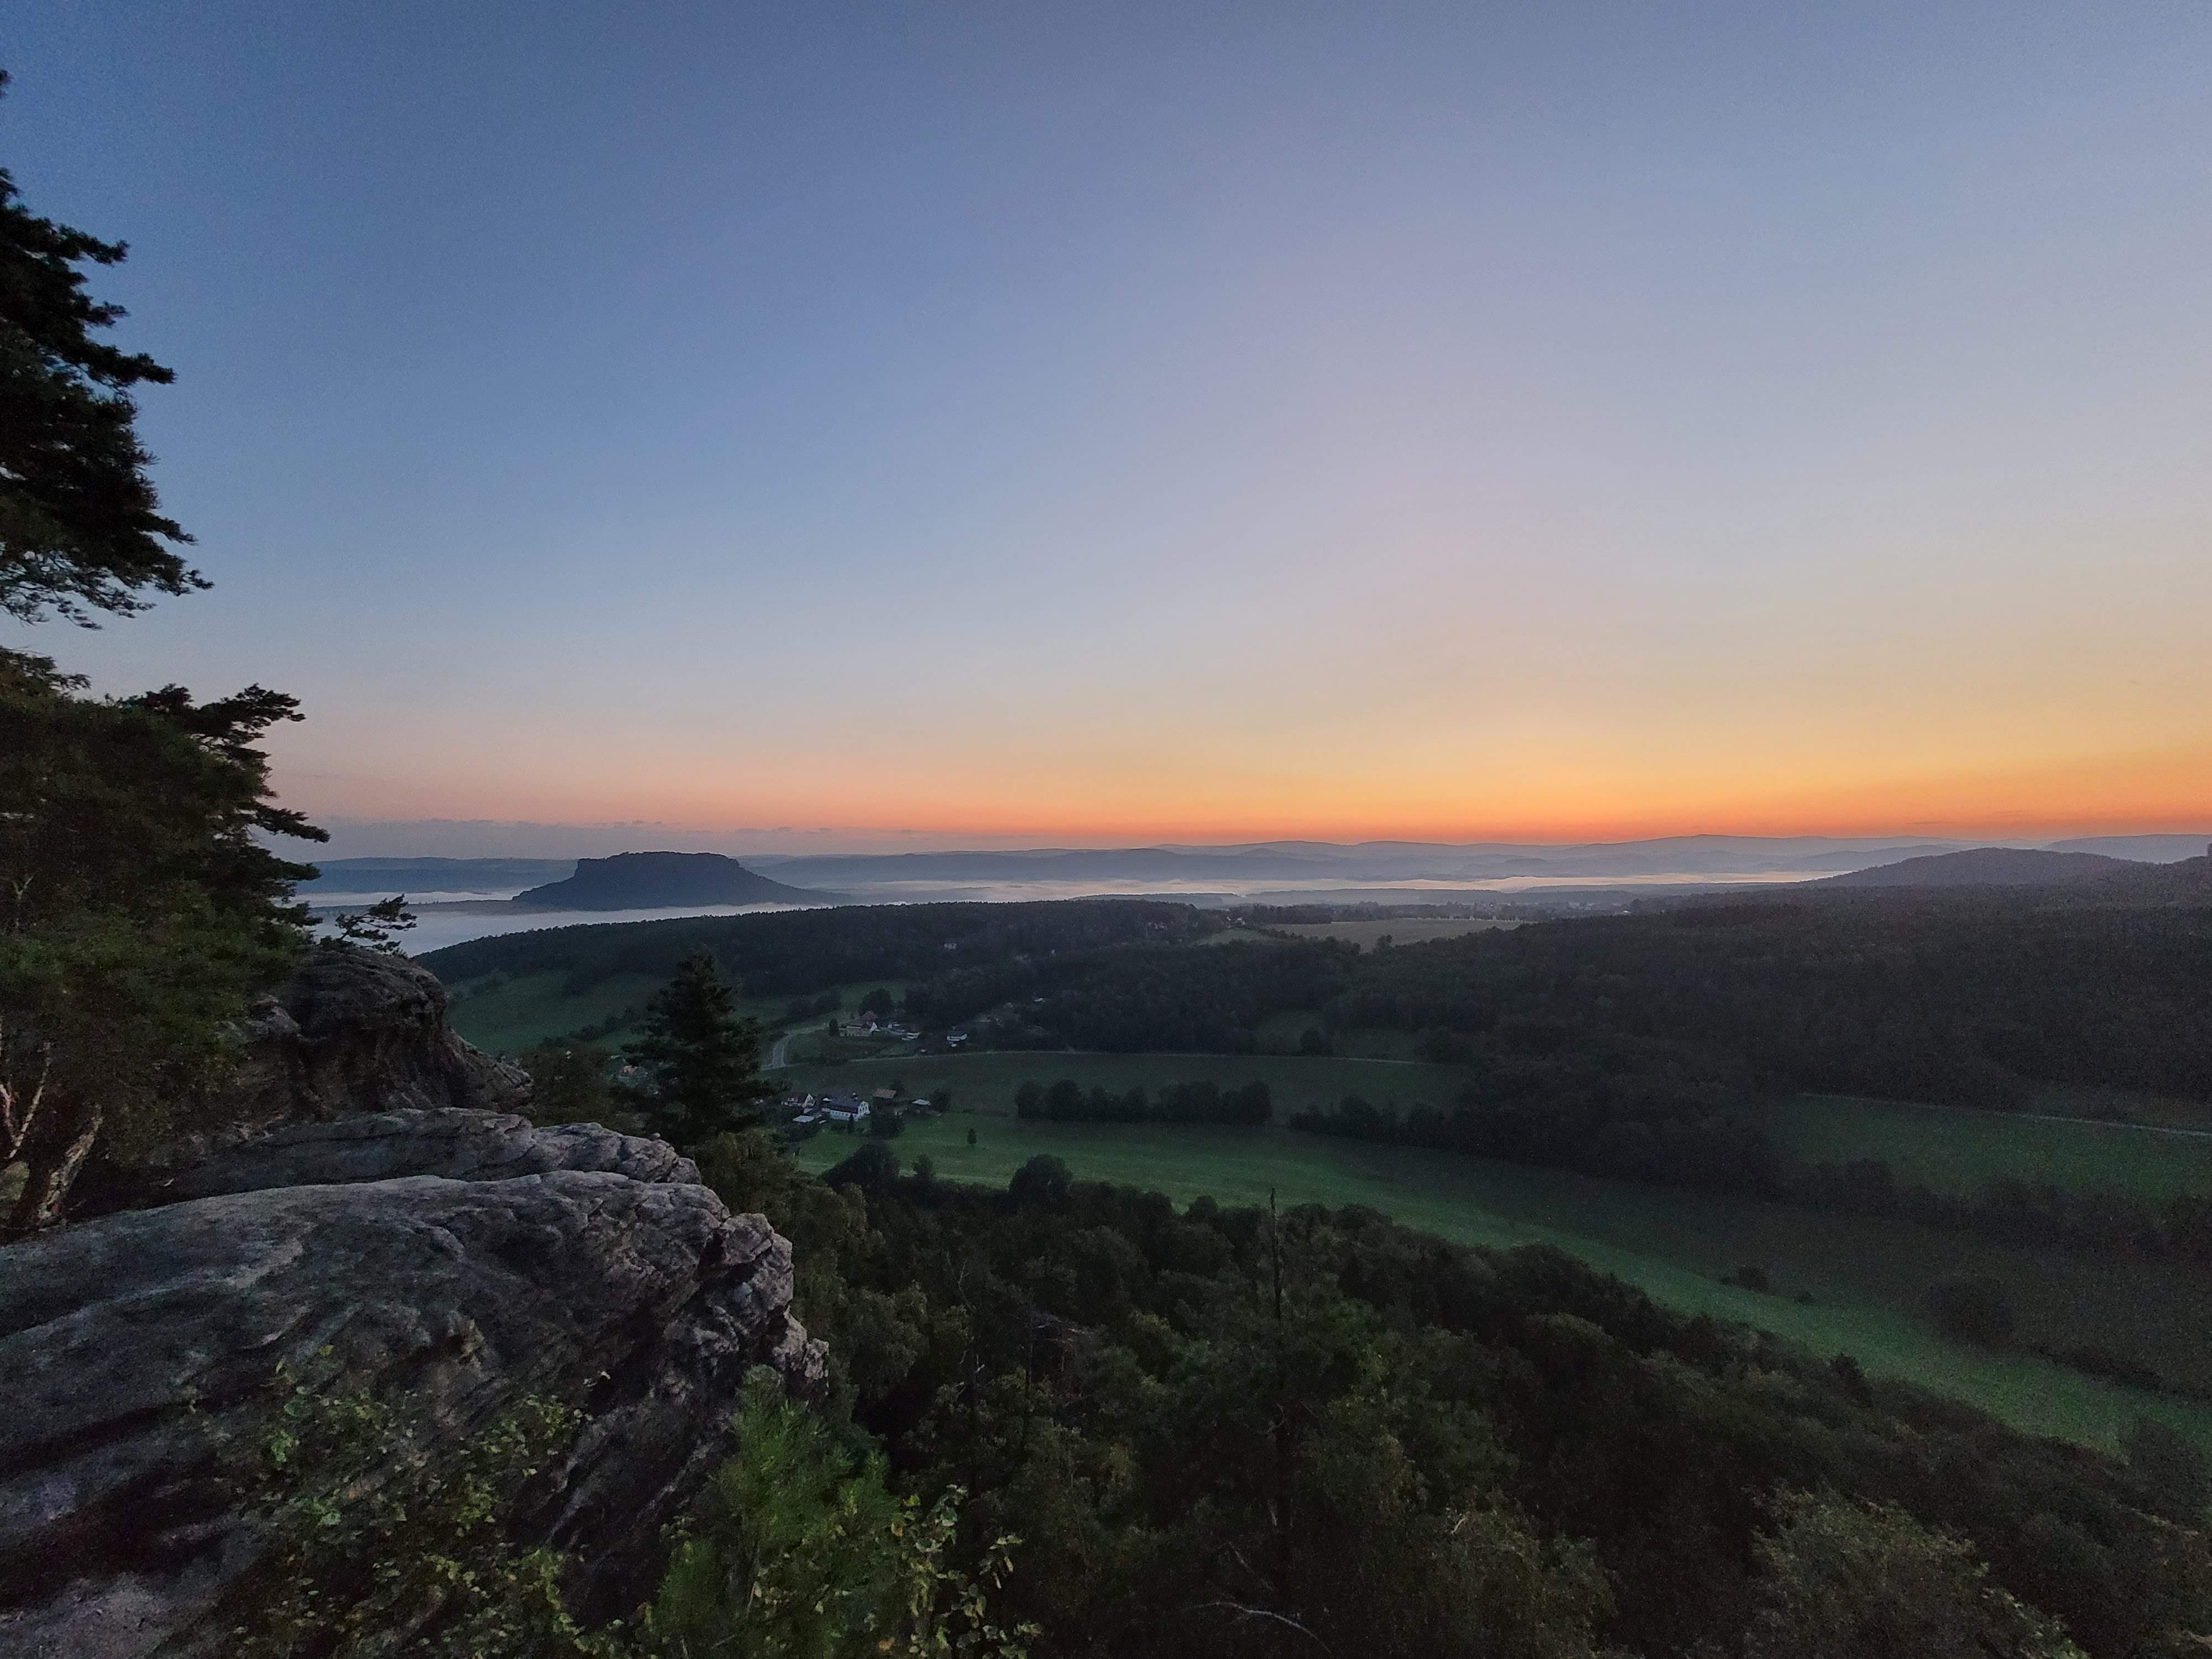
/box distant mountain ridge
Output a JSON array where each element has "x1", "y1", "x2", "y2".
[
  {"x1": 301, "y1": 835, "x2": 2212, "y2": 907},
  {"x1": 752, "y1": 835, "x2": 1984, "y2": 887},
  {"x1": 1820, "y1": 848, "x2": 2144, "y2": 889},
  {"x1": 1812, "y1": 843, "x2": 2212, "y2": 904},
  {"x1": 511, "y1": 851, "x2": 837, "y2": 910}
]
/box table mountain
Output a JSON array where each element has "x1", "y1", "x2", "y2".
[{"x1": 511, "y1": 850, "x2": 840, "y2": 909}]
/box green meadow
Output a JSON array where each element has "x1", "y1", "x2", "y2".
[
  {"x1": 446, "y1": 970, "x2": 665, "y2": 1052},
  {"x1": 1775, "y1": 1093, "x2": 2212, "y2": 1204},
  {"x1": 466, "y1": 996, "x2": 2212, "y2": 1453},
  {"x1": 792, "y1": 1110, "x2": 2212, "y2": 1457},
  {"x1": 782, "y1": 1052, "x2": 2212, "y2": 1206}
]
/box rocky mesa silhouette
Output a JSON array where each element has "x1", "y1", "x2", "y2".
[{"x1": 511, "y1": 849, "x2": 839, "y2": 909}]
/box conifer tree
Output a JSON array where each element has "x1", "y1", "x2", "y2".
[
  {"x1": 0, "y1": 74, "x2": 325, "y2": 1228},
  {"x1": 0, "y1": 71, "x2": 202, "y2": 623},
  {"x1": 621, "y1": 950, "x2": 773, "y2": 1144}
]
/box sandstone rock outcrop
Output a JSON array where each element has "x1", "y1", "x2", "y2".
[
  {"x1": 0, "y1": 1109, "x2": 825, "y2": 1657},
  {"x1": 153, "y1": 1107, "x2": 698, "y2": 1204},
  {"x1": 175, "y1": 946, "x2": 532, "y2": 1164}
]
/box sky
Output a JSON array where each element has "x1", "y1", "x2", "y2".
[{"x1": 4, "y1": 1, "x2": 2209, "y2": 853}]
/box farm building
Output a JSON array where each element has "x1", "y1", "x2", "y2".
[{"x1": 820, "y1": 1094, "x2": 871, "y2": 1125}]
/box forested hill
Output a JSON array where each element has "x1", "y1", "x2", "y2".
[
  {"x1": 418, "y1": 897, "x2": 1222, "y2": 996},
  {"x1": 1820, "y1": 846, "x2": 2142, "y2": 886},
  {"x1": 894, "y1": 895, "x2": 2209, "y2": 1108},
  {"x1": 1816, "y1": 845, "x2": 2212, "y2": 902},
  {"x1": 2092, "y1": 848, "x2": 2212, "y2": 905},
  {"x1": 428, "y1": 890, "x2": 2210, "y2": 1111},
  {"x1": 1328, "y1": 895, "x2": 2212, "y2": 1107},
  {"x1": 511, "y1": 850, "x2": 836, "y2": 909}
]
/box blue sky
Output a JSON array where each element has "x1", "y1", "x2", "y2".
[{"x1": 6, "y1": 2, "x2": 2208, "y2": 850}]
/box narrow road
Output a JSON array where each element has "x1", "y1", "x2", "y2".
[{"x1": 1854, "y1": 1095, "x2": 2212, "y2": 1142}]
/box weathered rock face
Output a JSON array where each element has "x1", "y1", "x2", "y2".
[
  {"x1": 0, "y1": 1110, "x2": 826, "y2": 1658},
  {"x1": 62, "y1": 945, "x2": 534, "y2": 1222},
  {"x1": 176, "y1": 946, "x2": 533, "y2": 1164}
]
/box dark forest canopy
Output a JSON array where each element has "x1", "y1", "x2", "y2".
[
  {"x1": 1335, "y1": 894, "x2": 2212, "y2": 1106},
  {"x1": 434, "y1": 889, "x2": 2212, "y2": 1110},
  {"x1": 419, "y1": 897, "x2": 1225, "y2": 998},
  {"x1": 684, "y1": 1143, "x2": 2211, "y2": 1659}
]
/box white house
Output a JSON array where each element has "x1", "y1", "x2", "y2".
[{"x1": 820, "y1": 1093, "x2": 871, "y2": 1126}]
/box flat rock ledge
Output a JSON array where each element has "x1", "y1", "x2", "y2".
[
  {"x1": 148, "y1": 1107, "x2": 702, "y2": 1203},
  {"x1": 0, "y1": 1111, "x2": 825, "y2": 1659}
]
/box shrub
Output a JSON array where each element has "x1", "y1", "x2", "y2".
[
  {"x1": 825, "y1": 1140, "x2": 900, "y2": 1194},
  {"x1": 2122, "y1": 1415, "x2": 2211, "y2": 1520},
  {"x1": 644, "y1": 1369, "x2": 1036, "y2": 1658},
  {"x1": 1009, "y1": 1154, "x2": 1072, "y2": 1208},
  {"x1": 1928, "y1": 1273, "x2": 2015, "y2": 1348}
]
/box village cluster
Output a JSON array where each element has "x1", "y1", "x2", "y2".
[
  {"x1": 836, "y1": 1008, "x2": 968, "y2": 1047},
  {"x1": 784, "y1": 1088, "x2": 937, "y2": 1130}
]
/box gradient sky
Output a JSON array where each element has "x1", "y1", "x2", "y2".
[{"x1": 4, "y1": 1, "x2": 2208, "y2": 851}]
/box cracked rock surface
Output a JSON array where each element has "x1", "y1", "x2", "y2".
[
  {"x1": 0, "y1": 1114, "x2": 823, "y2": 1658},
  {"x1": 115, "y1": 946, "x2": 536, "y2": 1190}
]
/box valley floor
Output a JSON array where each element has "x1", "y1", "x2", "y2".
[{"x1": 791, "y1": 1098, "x2": 2212, "y2": 1458}]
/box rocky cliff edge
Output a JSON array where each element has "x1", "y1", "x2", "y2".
[{"x1": 0, "y1": 950, "x2": 825, "y2": 1659}]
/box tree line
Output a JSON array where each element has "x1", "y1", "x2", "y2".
[
  {"x1": 1290, "y1": 1084, "x2": 2212, "y2": 1276},
  {"x1": 420, "y1": 898, "x2": 1218, "y2": 1003},
  {"x1": 883, "y1": 896, "x2": 2210, "y2": 1117}
]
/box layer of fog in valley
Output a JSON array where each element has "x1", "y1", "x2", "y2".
[
  {"x1": 372, "y1": 870, "x2": 1850, "y2": 954},
  {"x1": 283, "y1": 834, "x2": 2212, "y2": 953},
  {"x1": 362, "y1": 904, "x2": 819, "y2": 955}
]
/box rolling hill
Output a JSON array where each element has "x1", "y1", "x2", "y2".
[{"x1": 1820, "y1": 847, "x2": 2142, "y2": 888}]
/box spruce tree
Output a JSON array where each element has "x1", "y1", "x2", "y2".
[
  {"x1": 622, "y1": 950, "x2": 773, "y2": 1144},
  {"x1": 0, "y1": 69, "x2": 326, "y2": 1228},
  {"x1": 0, "y1": 71, "x2": 202, "y2": 624}
]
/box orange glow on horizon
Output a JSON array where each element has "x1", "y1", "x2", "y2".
[{"x1": 283, "y1": 736, "x2": 2212, "y2": 848}]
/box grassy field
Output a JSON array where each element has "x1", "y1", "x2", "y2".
[
  {"x1": 784, "y1": 1056, "x2": 2212, "y2": 1206},
  {"x1": 1776, "y1": 1093, "x2": 2212, "y2": 1203},
  {"x1": 446, "y1": 971, "x2": 664, "y2": 1052},
  {"x1": 1274, "y1": 917, "x2": 1523, "y2": 950},
  {"x1": 775, "y1": 1050, "x2": 1473, "y2": 1115},
  {"x1": 792, "y1": 1114, "x2": 2212, "y2": 1455}
]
